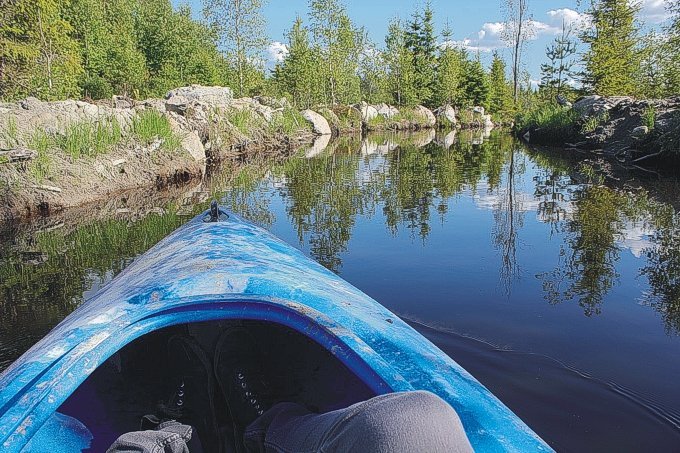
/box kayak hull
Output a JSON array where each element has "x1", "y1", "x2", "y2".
[{"x1": 0, "y1": 209, "x2": 552, "y2": 452}]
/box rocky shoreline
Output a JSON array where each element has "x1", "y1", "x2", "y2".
[
  {"x1": 519, "y1": 95, "x2": 680, "y2": 167},
  {"x1": 0, "y1": 85, "x2": 491, "y2": 223}
]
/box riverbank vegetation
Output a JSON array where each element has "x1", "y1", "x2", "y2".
[{"x1": 2, "y1": 0, "x2": 679, "y2": 143}]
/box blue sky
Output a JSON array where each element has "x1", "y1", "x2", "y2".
[{"x1": 173, "y1": 0, "x2": 672, "y2": 84}]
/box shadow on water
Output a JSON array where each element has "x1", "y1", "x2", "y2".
[{"x1": 1, "y1": 128, "x2": 680, "y2": 450}]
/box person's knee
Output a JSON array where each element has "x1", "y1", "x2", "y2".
[{"x1": 330, "y1": 391, "x2": 473, "y2": 453}]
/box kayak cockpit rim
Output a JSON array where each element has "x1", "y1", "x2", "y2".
[{"x1": 0, "y1": 295, "x2": 403, "y2": 451}]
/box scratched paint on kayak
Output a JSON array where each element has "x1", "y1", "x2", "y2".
[{"x1": 0, "y1": 209, "x2": 552, "y2": 452}]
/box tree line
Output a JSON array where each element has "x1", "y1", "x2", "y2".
[{"x1": 1, "y1": 0, "x2": 679, "y2": 114}]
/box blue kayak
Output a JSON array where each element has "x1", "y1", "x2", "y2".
[{"x1": 0, "y1": 206, "x2": 552, "y2": 452}]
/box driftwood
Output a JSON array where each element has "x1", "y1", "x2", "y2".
[
  {"x1": 32, "y1": 184, "x2": 62, "y2": 193},
  {"x1": 0, "y1": 148, "x2": 37, "y2": 163}
]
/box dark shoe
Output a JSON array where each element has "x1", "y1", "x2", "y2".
[
  {"x1": 164, "y1": 335, "x2": 220, "y2": 452},
  {"x1": 214, "y1": 328, "x2": 271, "y2": 433}
]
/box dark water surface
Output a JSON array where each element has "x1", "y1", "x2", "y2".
[{"x1": 2, "y1": 130, "x2": 680, "y2": 452}]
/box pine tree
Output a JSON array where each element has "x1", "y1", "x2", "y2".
[
  {"x1": 203, "y1": 0, "x2": 268, "y2": 97},
  {"x1": 432, "y1": 22, "x2": 463, "y2": 107},
  {"x1": 581, "y1": 0, "x2": 640, "y2": 96},
  {"x1": 488, "y1": 52, "x2": 512, "y2": 116},
  {"x1": 539, "y1": 21, "x2": 576, "y2": 100}
]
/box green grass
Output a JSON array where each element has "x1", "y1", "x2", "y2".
[
  {"x1": 29, "y1": 129, "x2": 53, "y2": 181},
  {"x1": 643, "y1": 106, "x2": 656, "y2": 131},
  {"x1": 131, "y1": 110, "x2": 181, "y2": 151},
  {"x1": 515, "y1": 103, "x2": 578, "y2": 142},
  {"x1": 580, "y1": 111, "x2": 609, "y2": 134},
  {"x1": 227, "y1": 109, "x2": 258, "y2": 136},
  {"x1": 271, "y1": 108, "x2": 311, "y2": 135},
  {"x1": 55, "y1": 117, "x2": 123, "y2": 159},
  {"x1": 1, "y1": 117, "x2": 19, "y2": 147}
]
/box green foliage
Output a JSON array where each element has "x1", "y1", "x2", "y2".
[
  {"x1": 131, "y1": 110, "x2": 180, "y2": 150},
  {"x1": 515, "y1": 103, "x2": 578, "y2": 142},
  {"x1": 405, "y1": 3, "x2": 437, "y2": 105},
  {"x1": 272, "y1": 17, "x2": 324, "y2": 108},
  {"x1": 308, "y1": 0, "x2": 363, "y2": 105},
  {"x1": 581, "y1": 0, "x2": 640, "y2": 96},
  {"x1": 432, "y1": 22, "x2": 464, "y2": 107},
  {"x1": 271, "y1": 108, "x2": 311, "y2": 135},
  {"x1": 460, "y1": 57, "x2": 490, "y2": 109},
  {"x1": 384, "y1": 18, "x2": 419, "y2": 106},
  {"x1": 0, "y1": 0, "x2": 82, "y2": 100},
  {"x1": 1, "y1": 118, "x2": 19, "y2": 148}
]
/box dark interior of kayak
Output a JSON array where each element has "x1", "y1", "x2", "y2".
[{"x1": 57, "y1": 320, "x2": 377, "y2": 452}]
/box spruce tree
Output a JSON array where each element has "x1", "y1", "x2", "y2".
[
  {"x1": 405, "y1": 2, "x2": 437, "y2": 105},
  {"x1": 273, "y1": 16, "x2": 324, "y2": 108},
  {"x1": 461, "y1": 55, "x2": 490, "y2": 109},
  {"x1": 581, "y1": 0, "x2": 640, "y2": 96},
  {"x1": 539, "y1": 21, "x2": 576, "y2": 100},
  {"x1": 488, "y1": 52, "x2": 512, "y2": 116}
]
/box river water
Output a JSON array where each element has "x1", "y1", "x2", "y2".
[{"x1": 1, "y1": 130, "x2": 679, "y2": 452}]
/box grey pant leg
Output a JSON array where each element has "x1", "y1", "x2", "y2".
[
  {"x1": 244, "y1": 390, "x2": 474, "y2": 453},
  {"x1": 106, "y1": 421, "x2": 193, "y2": 453}
]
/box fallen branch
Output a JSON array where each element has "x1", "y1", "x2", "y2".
[
  {"x1": 0, "y1": 148, "x2": 37, "y2": 163},
  {"x1": 632, "y1": 150, "x2": 664, "y2": 163}
]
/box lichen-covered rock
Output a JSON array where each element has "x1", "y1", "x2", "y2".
[
  {"x1": 414, "y1": 105, "x2": 436, "y2": 127},
  {"x1": 301, "y1": 109, "x2": 332, "y2": 135},
  {"x1": 434, "y1": 105, "x2": 457, "y2": 126},
  {"x1": 356, "y1": 102, "x2": 379, "y2": 121},
  {"x1": 165, "y1": 85, "x2": 233, "y2": 107},
  {"x1": 375, "y1": 103, "x2": 399, "y2": 118}
]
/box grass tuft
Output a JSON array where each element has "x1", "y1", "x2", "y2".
[
  {"x1": 28, "y1": 129, "x2": 53, "y2": 181},
  {"x1": 131, "y1": 110, "x2": 180, "y2": 151},
  {"x1": 642, "y1": 106, "x2": 656, "y2": 131},
  {"x1": 56, "y1": 117, "x2": 123, "y2": 159}
]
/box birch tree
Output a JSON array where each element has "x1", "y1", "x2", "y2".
[
  {"x1": 501, "y1": 0, "x2": 533, "y2": 103},
  {"x1": 203, "y1": 0, "x2": 268, "y2": 97}
]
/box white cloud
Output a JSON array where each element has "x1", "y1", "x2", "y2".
[
  {"x1": 640, "y1": 0, "x2": 672, "y2": 23},
  {"x1": 444, "y1": 19, "x2": 562, "y2": 53},
  {"x1": 267, "y1": 41, "x2": 288, "y2": 63},
  {"x1": 546, "y1": 8, "x2": 591, "y2": 30}
]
